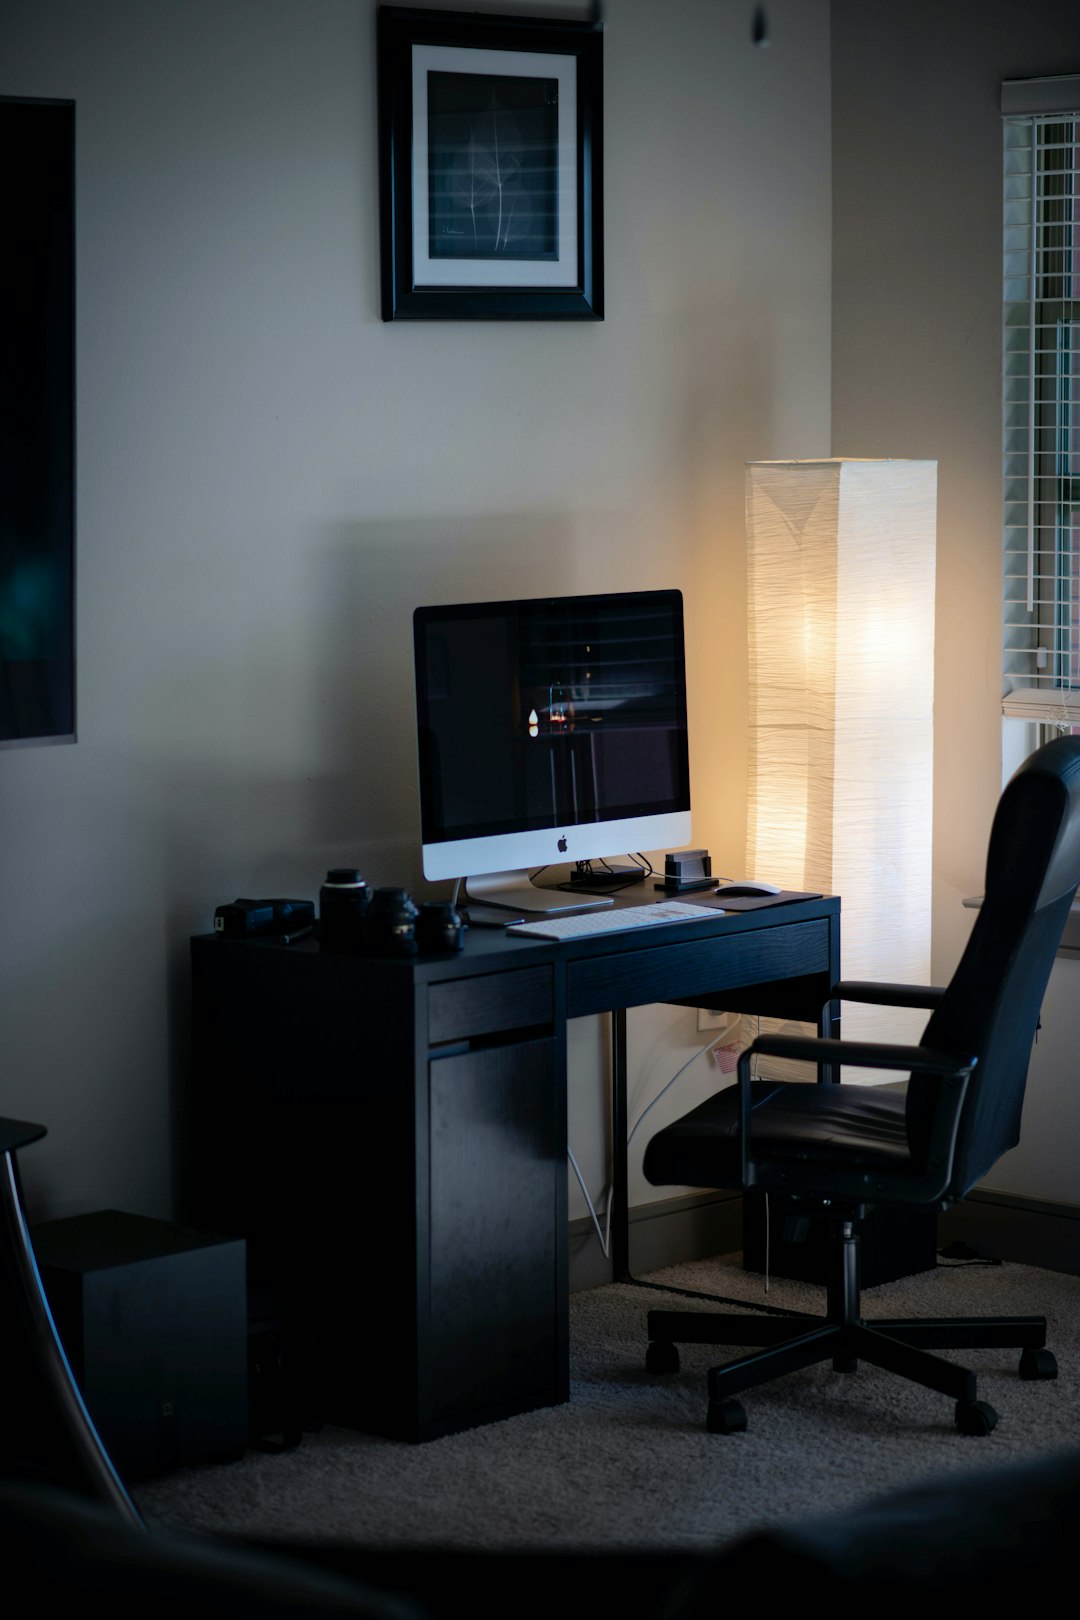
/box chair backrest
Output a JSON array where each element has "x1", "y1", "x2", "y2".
[{"x1": 913, "y1": 735, "x2": 1080, "y2": 1197}]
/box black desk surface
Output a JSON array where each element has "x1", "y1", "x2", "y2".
[{"x1": 195, "y1": 889, "x2": 838, "y2": 979}]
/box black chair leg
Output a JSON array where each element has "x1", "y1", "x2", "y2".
[
  {"x1": 873, "y1": 1314, "x2": 1047, "y2": 1351},
  {"x1": 707, "y1": 1325, "x2": 842, "y2": 1403},
  {"x1": 647, "y1": 1306, "x2": 816, "y2": 1349},
  {"x1": 851, "y1": 1324, "x2": 977, "y2": 1403}
]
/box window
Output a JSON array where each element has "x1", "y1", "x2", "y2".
[{"x1": 1002, "y1": 77, "x2": 1080, "y2": 733}]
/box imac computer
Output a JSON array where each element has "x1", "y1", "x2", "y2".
[{"x1": 412, "y1": 588, "x2": 692, "y2": 913}]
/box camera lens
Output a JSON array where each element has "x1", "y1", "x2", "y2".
[
  {"x1": 416, "y1": 901, "x2": 465, "y2": 953},
  {"x1": 367, "y1": 887, "x2": 419, "y2": 956},
  {"x1": 319, "y1": 868, "x2": 370, "y2": 953}
]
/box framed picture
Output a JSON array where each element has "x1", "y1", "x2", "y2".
[
  {"x1": 378, "y1": 6, "x2": 603, "y2": 320},
  {"x1": 0, "y1": 96, "x2": 76, "y2": 748}
]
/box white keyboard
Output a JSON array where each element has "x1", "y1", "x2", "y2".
[{"x1": 506, "y1": 899, "x2": 713, "y2": 941}]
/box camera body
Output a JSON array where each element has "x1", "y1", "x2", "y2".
[{"x1": 213, "y1": 898, "x2": 315, "y2": 939}]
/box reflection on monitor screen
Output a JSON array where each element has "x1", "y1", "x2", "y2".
[{"x1": 413, "y1": 590, "x2": 692, "y2": 911}]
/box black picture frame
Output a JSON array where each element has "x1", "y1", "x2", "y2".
[{"x1": 378, "y1": 6, "x2": 603, "y2": 320}]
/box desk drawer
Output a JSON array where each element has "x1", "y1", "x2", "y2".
[
  {"x1": 428, "y1": 966, "x2": 554, "y2": 1045},
  {"x1": 567, "y1": 919, "x2": 830, "y2": 1018}
]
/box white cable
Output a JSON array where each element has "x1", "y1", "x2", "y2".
[
  {"x1": 626, "y1": 1036, "x2": 726, "y2": 1152},
  {"x1": 570, "y1": 1029, "x2": 729, "y2": 1259},
  {"x1": 568, "y1": 1145, "x2": 609, "y2": 1258},
  {"x1": 572, "y1": 1012, "x2": 766, "y2": 1261}
]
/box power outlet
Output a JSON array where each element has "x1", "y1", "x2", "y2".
[{"x1": 697, "y1": 1007, "x2": 729, "y2": 1032}]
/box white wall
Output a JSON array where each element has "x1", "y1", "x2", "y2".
[
  {"x1": 832, "y1": 0, "x2": 1080, "y2": 1207},
  {"x1": 0, "y1": 0, "x2": 832, "y2": 1227}
]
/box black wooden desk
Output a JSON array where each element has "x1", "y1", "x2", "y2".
[{"x1": 188, "y1": 891, "x2": 839, "y2": 1442}]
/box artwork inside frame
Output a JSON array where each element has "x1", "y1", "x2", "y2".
[
  {"x1": 0, "y1": 96, "x2": 76, "y2": 748},
  {"x1": 426, "y1": 68, "x2": 560, "y2": 264},
  {"x1": 378, "y1": 6, "x2": 604, "y2": 320}
]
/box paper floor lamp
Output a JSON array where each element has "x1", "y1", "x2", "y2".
[{"x1": 745, "y1": 459, "x2": 937, "y2": 1067}]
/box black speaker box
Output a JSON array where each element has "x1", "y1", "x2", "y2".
[
  {"x1": 741, "y1": 1192, "x2": 938, "y2": 1287},
  {"x1": 32, "y1": 1209, "x2": 248, "y2": 1478}
]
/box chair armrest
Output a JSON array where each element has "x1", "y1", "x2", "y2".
[
  {"x1": 735, "y1": 1035, "x2": 975, "y2": 1204},
  {"x1": 829, "y1": 980, "x2": 946, "y2": 1010},
  {"x1": 748, "y1": 1032, "x2": 970, "y2": 1078}
]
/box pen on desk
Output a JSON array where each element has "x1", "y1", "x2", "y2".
[{"x1": 280, "y1": 925, "x2": 314, "y2": 945}]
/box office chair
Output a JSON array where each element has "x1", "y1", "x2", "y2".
[
  {"x1": 0, "y1": 1116, "x2": 142, "y2": 1524},
  {"x1": 641, "y1": 733, "x2": 1080, "y2": 1435}
]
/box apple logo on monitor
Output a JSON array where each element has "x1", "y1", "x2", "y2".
[{"x1": 558, "y1": 836, "x2": 568, "y2": 852}]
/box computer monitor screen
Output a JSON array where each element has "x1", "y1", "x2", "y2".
[{"x1": 413, "y1": 589, "x2": 692, "y2": 903}]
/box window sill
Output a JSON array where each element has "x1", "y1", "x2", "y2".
[{"x1": 963, "y1": 895, "x2": 1080, "y2": 957}]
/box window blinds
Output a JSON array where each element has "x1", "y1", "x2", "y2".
[{"x1": 1002, "y1": 76, "x2": 1080, "y2": 723}]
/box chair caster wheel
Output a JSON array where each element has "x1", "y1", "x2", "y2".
[
  {"x1": 955, "y1": 1399, "x2": 998, "y2": 1436},
  {"x1": 1019, "y1": 1347, "x2": 1057, "y2": 1381},
  {"x1": 707, "y1": 1398, "x2": 747, "y2": 1435},
  {"x1": 646, "y1": 1340, "x2": 680, "y2": 1375}
]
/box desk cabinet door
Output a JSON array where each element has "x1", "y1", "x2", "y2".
[{"x1": 428, "y1": 1037, "x2": 561, "y2": 1425}]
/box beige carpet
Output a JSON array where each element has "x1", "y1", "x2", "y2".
[{"x1": 132, "y1": 1252, "x2": 1080, "y2": 1552}]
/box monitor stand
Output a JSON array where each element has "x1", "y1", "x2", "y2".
[{"x1": 464, "y1": 871, "x2": 614, "y2": 915}]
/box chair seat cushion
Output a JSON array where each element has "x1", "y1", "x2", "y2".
[{"x1": 642, "y1": 1080, "x2": 913, "y2": 1190}]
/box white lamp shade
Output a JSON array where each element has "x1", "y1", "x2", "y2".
[{"x1": 745, "y1": 459, "x2": 937, "y2": 1073}]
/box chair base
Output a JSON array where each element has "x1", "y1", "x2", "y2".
[{"x1": 645, "y1": 1222, "x2": 1055, "y2": 1435}]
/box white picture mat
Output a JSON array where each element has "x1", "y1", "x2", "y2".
[{"x1": 411, "y1": 43, "x2": 578, "y2": 289}]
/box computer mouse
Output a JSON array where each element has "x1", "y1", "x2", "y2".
[{"x1": 714, "y1": 881, "x2": 782, "y2": 898}]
